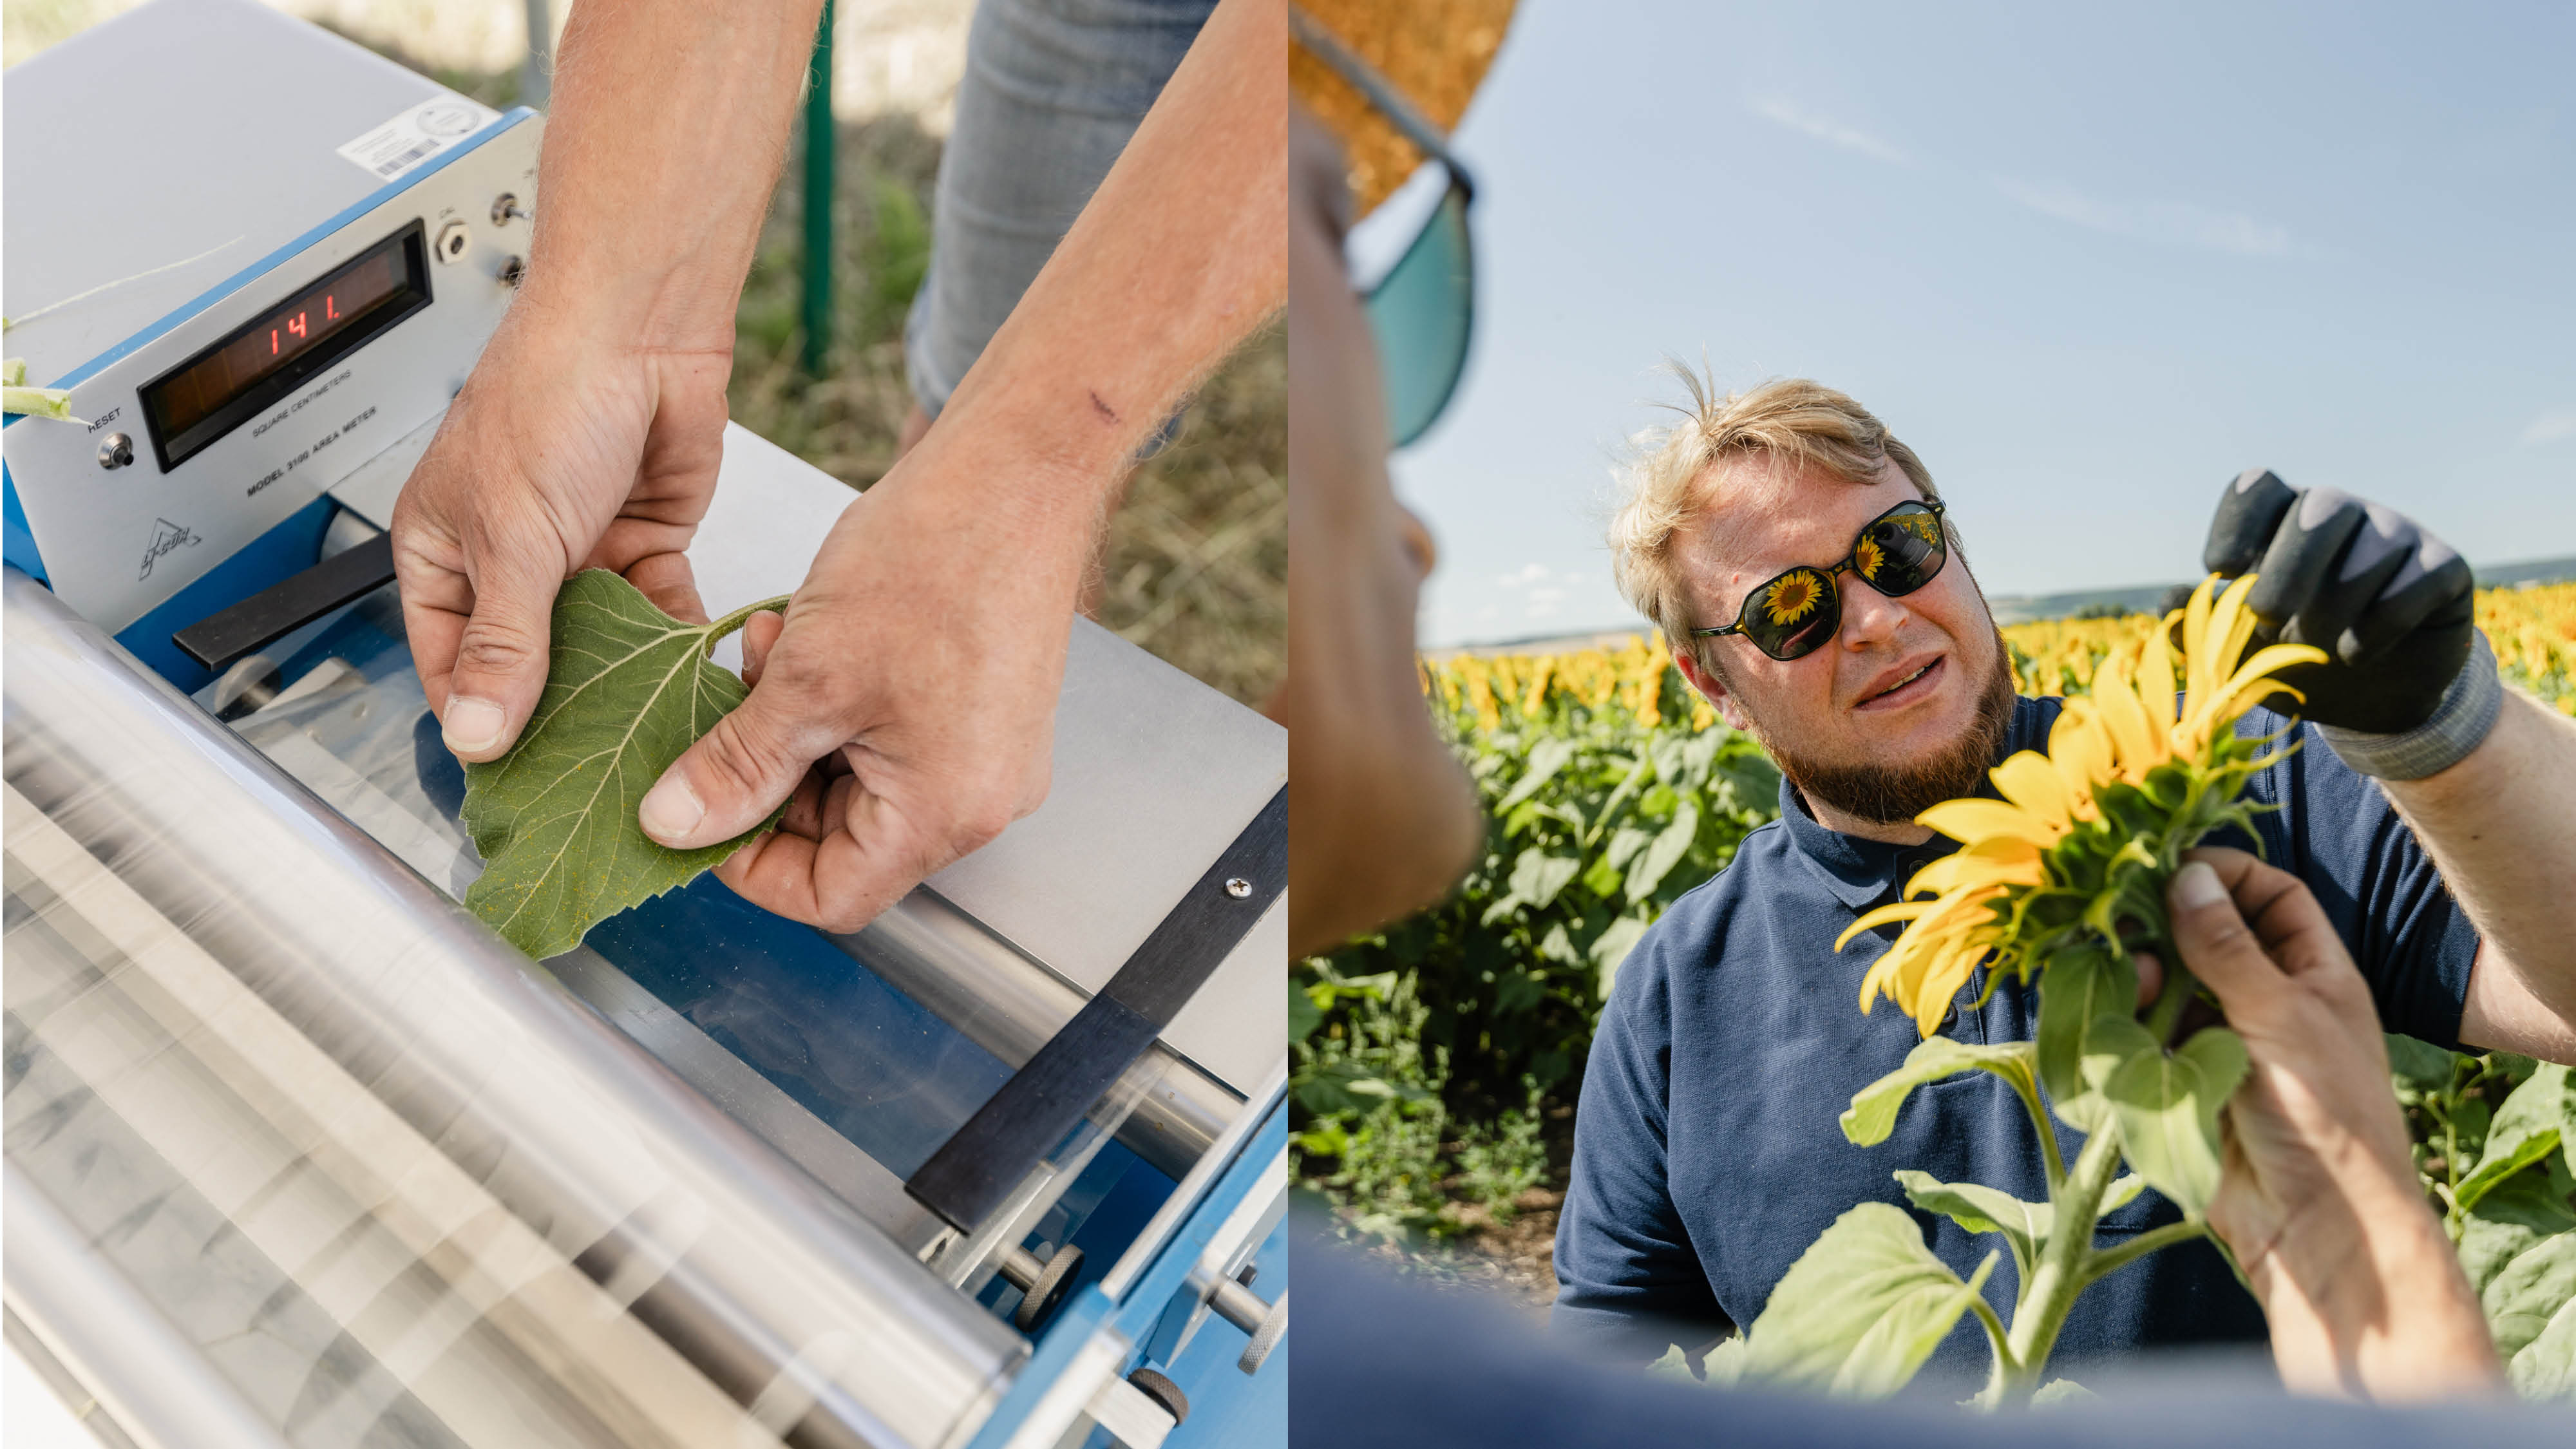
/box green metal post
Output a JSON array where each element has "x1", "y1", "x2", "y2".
[{"x1": 799, "y1": 0, "x2": 835, "y2": 375}]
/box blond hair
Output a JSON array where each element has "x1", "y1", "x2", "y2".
[{"x1": 1609, "y1": 371, "x2": 1940, "y2": 674}]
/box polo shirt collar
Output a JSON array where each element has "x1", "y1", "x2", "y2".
[{"x1": 1776, "y1": 695, "x2": 2061, "y2": 911}]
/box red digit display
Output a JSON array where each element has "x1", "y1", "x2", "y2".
[{"x1": 138, "y1": 221, "x2": 433, "y2": 471}]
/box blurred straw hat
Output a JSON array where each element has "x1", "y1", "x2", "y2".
[{"x1": 1291, "y1": 0, "x2": 1517, "y2": 216}]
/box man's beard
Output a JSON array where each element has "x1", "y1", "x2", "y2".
[{"x1": 1730, "y1": 639, "x2": 2019, "y2": 828}]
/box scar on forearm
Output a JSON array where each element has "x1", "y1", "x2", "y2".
[{"x1": 1089, "y1": 390, "x2": 1120, "y2": 424}]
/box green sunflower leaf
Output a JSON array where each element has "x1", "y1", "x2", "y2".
[
  {"x1": 1842, "y1": 1037, "x2": 2039, "y2": 1148},
  {"x1": 2510, "y1": 1294, "x2": 2576, "y2": 1401},
  {"x1": 1624, "y1": 798, "x2": 1699, "y2": 902},
  {"x1": 1507, "y1": 848, "x2": 1581, "y2": 910},
  {"x1": 1893, "y1": 1170, "x2": 2050, "y2": 1281},
  {"x1": 2101, "y1": 1026, "x2": 2246, "y2": 1218},
  {"x1": 2035, "y1": 945, "x2": 2137, "y2": 1129},
  {"x1": 2485, "y1": 1233, "x2": 2576, "y2": 1359},
  {"x1": 1736, "y1": 1202, "x2": 1999, "y2": 1398},
  {"x1": 2459, "y1": 1065, "x2": 2573, "y2": 1213},
  {"x1": 1495, "y1": 736, "x2": 1577, "y2": 811},
  {"x1": 461, "y1": 571, "x2": 789, "y2": 958}
]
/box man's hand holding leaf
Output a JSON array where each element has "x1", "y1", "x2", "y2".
[
  {"x1": 393, "y1": 303, "x2": 732, "y2": 762},
  {"x1": 634, "y1": 444, "x2": 1072, "y2": 934}
]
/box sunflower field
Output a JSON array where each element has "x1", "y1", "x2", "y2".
[{"x1": 1293, "y1": 583, "x2": 2576, "y2": 1321}]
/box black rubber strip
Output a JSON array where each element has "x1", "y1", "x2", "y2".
[
  {"x1": 172, "y1": 531, "x2": 395, "y2": 670},
  {"x1": 906, "y1": 784, "x2": 1288, "y2": 1232}
]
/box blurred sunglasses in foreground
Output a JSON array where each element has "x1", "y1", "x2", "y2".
[
  {"x1": 1692, "y1": 498, "x2": 1951, "y2": 661},
  {"x1": 1290, "y1": 8, "x2": 1478, "y2": 448}
]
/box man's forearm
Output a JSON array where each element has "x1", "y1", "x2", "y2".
[
  {"x1": 926, "y1": 0, "x2": 1286, "y2": 531},
  {"x1": 524, "y1": 0, "x2": 826, "y2": 349},
  {"x1": 2382, "y1": 690, "x2": 2576, "y2": 1027}
]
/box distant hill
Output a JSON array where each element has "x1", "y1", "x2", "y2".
[{"x1": 1435, "y1": 554, "x2": 2576, "y2": 657}]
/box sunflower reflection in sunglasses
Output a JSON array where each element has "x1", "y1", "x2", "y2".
[{"x1": 1696, "y1": 500, "x2": 1950, "y2": 661}]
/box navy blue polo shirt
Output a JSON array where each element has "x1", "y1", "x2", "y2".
[{"x1": 1551, "y1": 694, "x2": 2480, "y2": 1375}]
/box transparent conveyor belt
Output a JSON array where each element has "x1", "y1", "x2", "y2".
[{"x1": 0, "y1": 568, "x2": 1026, "y2": 1449}]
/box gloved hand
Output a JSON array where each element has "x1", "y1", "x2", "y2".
[{"x1": 2202, "y1": 469, "x2": 2477, "y2": 737}]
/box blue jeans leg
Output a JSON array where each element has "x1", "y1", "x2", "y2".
[{"x1": 904, "y1": 0, "x2": 1217, "y2": 433}]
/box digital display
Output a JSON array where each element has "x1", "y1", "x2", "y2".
[{"x1": 139, "y1": 220, "x2": 431, "y2": 472}]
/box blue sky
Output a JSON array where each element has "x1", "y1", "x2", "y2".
[{"x1": 1392, "y1": 1, "x2": 2575, "y2": 646}]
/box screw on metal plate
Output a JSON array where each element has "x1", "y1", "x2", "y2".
[
  {"x1": 95, "y1": 433, "x2": 133, "y2": 470},
  {"x1": 1224, "y1": 877, "x2": 1252, "y2": 898},
  {"x1": 498, "y1": 256, "x2": 527, "y2": 289}
]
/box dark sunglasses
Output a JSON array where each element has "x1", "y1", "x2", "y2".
[
  {"x1": 1690, "y1": 498, "x2": 1951, "y2": 661},
  {"x1": 1291, "y1": 8, "x2": 1478, "y2": 448}
]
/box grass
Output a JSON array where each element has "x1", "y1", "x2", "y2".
[{"x1": 730, "y1": 113, "x2": 1285, "y2": 705}]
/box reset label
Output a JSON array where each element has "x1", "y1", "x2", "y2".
[{"x1": 335, "y1": 98, "x2": 499, "y2": 182}]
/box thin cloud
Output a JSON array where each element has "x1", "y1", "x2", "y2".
[
  {"x1": 1499, "y1": 562, "x2": 1555, "y2": 588},
  {"x1": 1994, "y1": 177, "x2": 2294, "y2": 258},
  {"x1": 2521, "y1": 408, "x2": 2576, "y2": 446},
  {"x1": 1747, "y1": 97, "x2": 1908, "y2": 165}
]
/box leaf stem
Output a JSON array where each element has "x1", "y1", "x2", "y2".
[
  {"x1": 701, "y1": 593, "x2": 795, "y2": 655},
  {"x1": 2142, "y1": 947, "x2": 2197, "y2": 1048},
  {"x1": 2077, "y1": 1218, "x2": 2208, "y2": 1291},
  {"x1": 1967, "y1": 1293, "x2": 2018, "y2": 1405},
  {"x1": 2007, "y1": 1072, "x2": 2068, "y2": 1192}
]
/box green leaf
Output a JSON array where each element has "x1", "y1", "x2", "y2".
[
  {"x1": 1602, "y1": 824, "x2": 1656, "y2": 871},
  {"x1": 1646, "y1": 1345, "x2": 1698, "y2": 1383},
  {"x1": 2510, "y1": 1293, "x2": 2576, "y2": 1401},
  {"x1": 1625, "y1": 799, "x2": 1700, "y2": 903},
  {"x1": 2035, "y1": 946, "x2": 2138, "y2": 1133},
  {"x1": 1, "y1": 355, "x2": 80, "y2": 422},
  {"x1": 2461, "y1": 1210, "x2": 2553, "y2": 1298},
  {"x1": 1893, "y1": 1170, "x2": 2050, "y2": 1280},
  {"x1": 1289, "y1": 980, "x2": 1324, "y2": 1046},
  {"x1": 1495, "y1": 737, "x2": 1577, "y2": 811},
  {"x1": 2029, "y1": 1378, "x2": 2097, "y2": 1408},
  {"x1": 1588, "y1": 915, "x2": 1649, "y2": 996},
  {"x1": 2485, "y1": 1233, "x2": 2576, "y2": 1358},
  {"x1": 1507, "y1": 849, "x2": 1582, "y2": 911},
  {"x1": 1294, "y1": 1059, "x2": 1434, "y2": 1117},
  {"x1": 460, "y1": 572, "x2": 788, "y2": 958},
  {"x1": 2383, "y1": 1032, "x2": 2460, "y2": 1089},
  {"x1": 1739, "y1": 1204, "x2": 1998, "y2": 1397},
  {"x1": 1578, "y1": 852, "x2": 1625, "y2": 899},
  {"x1": 2459, "y1": 1065, "x2": 2573, "y2": 1213},
  {"x1": 1842, "y1": 1038, "x2": 2040, "y2": 1148},
  {"x1": 1700, "y1": 1334, "x2": 1748, "y2": 1388},
  {"x1": 2100, "y1": 1173, "x2": 2146, "y2": 1215},
  {"x1": 2103, "y1": 1028, "x2": 2244, "y2": 1218},
  {"x1": 2469, "y1": 1166, "x2": 2576, "y2": 1238}
]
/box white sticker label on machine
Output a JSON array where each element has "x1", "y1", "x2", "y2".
[{"x1": 335, "y1": 98, "x2": 500, "y2": 182}]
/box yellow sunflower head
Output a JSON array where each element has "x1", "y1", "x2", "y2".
[
  {"x1": 1764, "y1": 569, "x2": 1827, "y2": 626},
  {"x1": 1853, "y1": 535, "x2": 1886, "y2": 582},
  {"x1": 1835, "y1": 572, "x2": 2331, "y2": 1036}
]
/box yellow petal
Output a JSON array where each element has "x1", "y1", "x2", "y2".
[
  {"x1": 2183, "y1": 576, "x2": 2219, "y2": 706},
  {"x1": 1906, "y1": 851, "x2": 2043, "y2": 898},
  {"x1": 1917, "y1": 798, "x2": 2063, "y2": 849},
  {"x1": 1908, "y1": 938, "x2": 1989, "y2": 1037},
  {"x1": 2138, "y1": 620, "x2": 2179, "y2": 744},
  {"x1": 2185, "y1": 640, "x2": 2332, "y2": 737},
  {"x1": 2203, "y1": 573, "x2": 2262, "y2": 688},
  {"x1": 2047, "y1": 699, "x2": 2116, "y2": 811},
  {"x1": 1989, "y1": 751, "x2": 2073, "y2": 831},
  {"x1": 1836, "y1": 898, "x2": 1933, "y2": 951}
]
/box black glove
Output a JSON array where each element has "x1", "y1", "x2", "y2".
[{"x1": 2201, "y1": 468, "x2": 2476, "y2": 735}]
